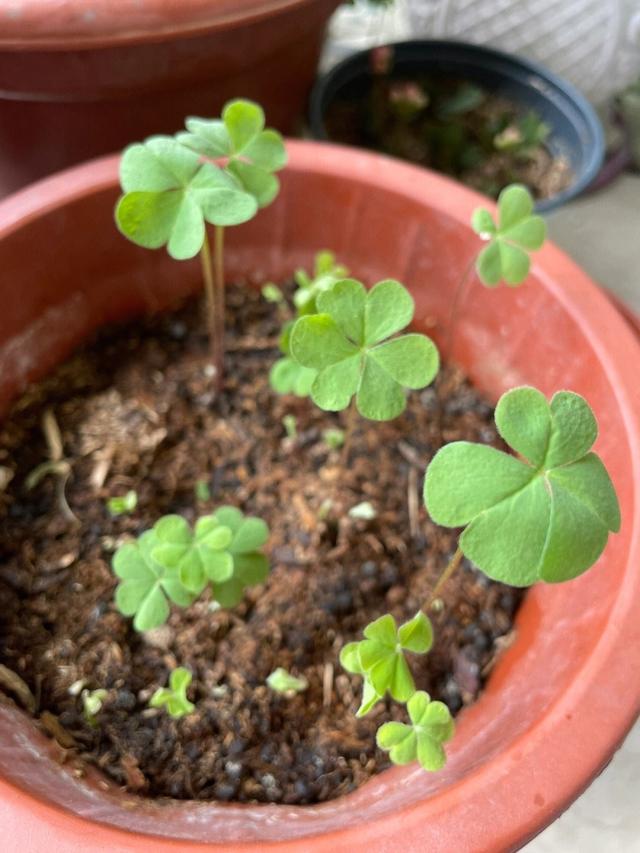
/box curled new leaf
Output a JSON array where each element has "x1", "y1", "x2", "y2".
[
  {"x1": 177, "y1": 99, "x2": 287, "y2": 209},
  {"x1": 115, "y1": 135, "x2": 258, "y2": 259},
  {"x1": 290, "y1": 278, "x2": 439, "y2": 420},
  {"x1": 424, "y1": 386, "x2": 621, "y2": 585},
  {"x1": 471, "y1": 184, "x2": 546, "y2": 286},
  {"x1": 376, "y1": 691, "x2": 454, "y2": 771}
]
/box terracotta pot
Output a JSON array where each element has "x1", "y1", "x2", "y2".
[
  {"x1": 0, "y1": 141, "x2": 639, "y2": 851},
  {"x1": 0, "y1": 0, "x2": 340, "y2": 197}
]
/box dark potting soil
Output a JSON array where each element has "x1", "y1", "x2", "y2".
[
  {"x1": 324, "y1": 74, "x2": 573, "y2": 201},
  {"x1": 0, "y1": 282, "x2": 523, "y2": 804}
]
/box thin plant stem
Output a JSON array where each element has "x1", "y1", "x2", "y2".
[
  {"x1": 444, "y1": 255, "x2": 477, "y2": 360},
  {"x1": 340, "y1": 400, "x2": 358, "y2": 467},
  {"x1": 425, "y1": 546, "x2": 463, "y2": 610},
  {"x1": 214, "y1": 225, "x2": 226, "y2": 386},
  {"x1": 200, "y1": 226, "x2": 226, "y2": 388}
]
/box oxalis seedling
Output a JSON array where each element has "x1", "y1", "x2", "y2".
[
  {"x1": 267, "y1": 667, "x2": 308, "y2": 696},
  {"x1": 341, "y1": 386, "x2": 620, "y2": 772},
  {"x1": 150, "y1": 667, "x2": 195, "y2": 719},
  {"x1": 115, "y1": 99, "x2": 286, "y2": 386},
  {"x1": 112, "y1": 506, "x2": 269, "y2": 631},
  {"x1": 447, "y1": 183, "x2": 546, "y2": 354}
]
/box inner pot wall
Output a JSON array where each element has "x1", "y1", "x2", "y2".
[{"x1": 0, "y1": 141, "x2": 638, "y2": 852}]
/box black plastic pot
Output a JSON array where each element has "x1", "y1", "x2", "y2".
[{"x1": 309, "y1": 40, "x2": 604, "y2": 212}]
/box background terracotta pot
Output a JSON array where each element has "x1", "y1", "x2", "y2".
[
  {"x1": 0, "y1": 141, "x2": 639, "y2": 851},
  {"x1": 0, "y1": 0, "x2": 340, "y2": 197}
]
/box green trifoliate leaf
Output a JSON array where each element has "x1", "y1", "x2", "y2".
[
  {"x1": 424, "y1": 387, "x2": 621, "y2": 586},
  {"x1": 151, "y1": 514, "x2": 234, "y2": 594},
  {"x1": 472, "y1": 184, "x2": 546, "y2": 286},
  {"x1": 115, "y1": 135, "x2": 258, "y2": 259},
  {"x1": 290, "y1": 278, "x2": 439, "y2": 421},
  {"x1": 376, "y1": 691, "x2": 454, "y2": 771},
  {"x1": 149, "y1": 667, "x2": 195, "y2": 719},
  {"x1": 343, "y1": 612, "x2": 433, "y2": 705},
  {"x1": 266, "y1": 667, "x2": 308, "y2": 695},
  {"x1": 113, "y1": 530, "x2": 195, "y2": 631},
  {"x1": 177, "y1": 99, "x2": 287, "y2": 209},
  {"x1": 208, "y1": 506, "x2": 270, "y2": 607}
]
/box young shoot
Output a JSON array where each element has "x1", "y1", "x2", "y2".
[
  {"x1": 115, "y1": 99, "x2": 286, "y2": 386},
  {"x1": 267, "y1": 667, "x2": 308, "y2": 696},
  {"x1": 377, "y1": 691, "x2": 454, "y2": 772},
  {"x1": 471, "y1": 184, "x2": 546, "y2": 287},
  {"x1": 323, "y1": 427, "x2": 345, "y2": 450},
  {"x1": 289, "y1": 277, "x2": 439, "y2": 421},
  {"x1": 447, "y1": 183, "x2": 546, "y2": 355},
  {"x1": 107, "y1": 490, "x2": 138, "y2": 517},
  {"x1": 270, "y1": 251, "x2": 349, "y2": 398},
  {"x1": 82, "y1": 688, "x2": 108, "y2": 726},
  {"x1": 150, "y1": 667, "x2": 195, "y2": 719},
  {"x1": 342, "y1": 386, "x2": 620, "y2": 773},
  {"x1": 112, "y1": 506, "x2": 269, "y2": 631}
]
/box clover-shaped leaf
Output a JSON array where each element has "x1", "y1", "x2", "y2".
[
  {"x1": 151, "y1": 514, "x2": 234, "y2": 595},
  {"x1": 471, "y1": 184, "x2": 546, "y2": 286},
  {"x1": 149, "y1": 667, "x2": 195, "y2": 719},
  {"x1": 376, "y1": 691, "x2": 455, "y2": 771},
  {"x1": 424, "y1": 387, "x2": 621, "y2": 586},
  {"x1": 115, "y1": 135, "x2": 258, "y2": 260},
  {"x1": 177, "y1": 99, "x2": 287, "y2": 208},
  {"x1": 340, "y1": 612, "x2": 433, "y2": 710},
  {"x1": 209, "y1": 506, "x2": 270, "y2": 607},
  {"x1": 113, "y1": 530, "x2": 194, "y2": 632},
  {"x1": 289, "y1": 278, "x2": 439, "y2": 420}
]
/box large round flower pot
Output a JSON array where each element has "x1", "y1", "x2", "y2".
[
  {"x1": 0, "y1": 0, "x2": 340, "y2": 197},
  {"x1": 0, "y1": 141, "x2": 639, "y2": 851}
]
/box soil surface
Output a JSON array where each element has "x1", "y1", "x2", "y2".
[
  {"x1": 324, "y1": 72, "x2": 573, "y2": 201},
  {"x1": 0, "y1": 283, "x2": 522, "y2": 804}
]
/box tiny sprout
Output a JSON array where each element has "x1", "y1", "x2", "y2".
[
  {"x1": 262, "y1": 283, "x2": 284, "y2": 303},
  {"x1": 376, "y1": 691, "x2": 454, "y2": 771},
  {"x1": 282, "y1": 414, "x2": 297, "y2": 439},
  {"x1": 425, "y1": 387, "x2": 621, "y2": 585},
  {"x1": 348, "y1": 501, "x2": 377, "y2": 521},
  {"x1": 340, "y1": 612, "x2": 433, "y2": 712},
  {"x1": 150, "y1": 667, "x2": 195, "y2": 719},
  {"x1": 267, "y1": 667, "x2": 308, "y2": 695},
  {"x1": 82, "y1": 688, "x2": 108, "y2": 726},
  {"x1": 290, "y1": 278, "x2": 439, "y2": 421},
  {"x1": 471, "y1": 184, "x2": 546, "y2": 286},
  {"x1": 322, "y1": 428, "x2": 345, "y2": 450},
  {"x1": 107, "y1": 490, "x2": 138, "y2": 517},
  {"x1": 194, "y1": 479, "x2": 211, "y2": 502}
]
